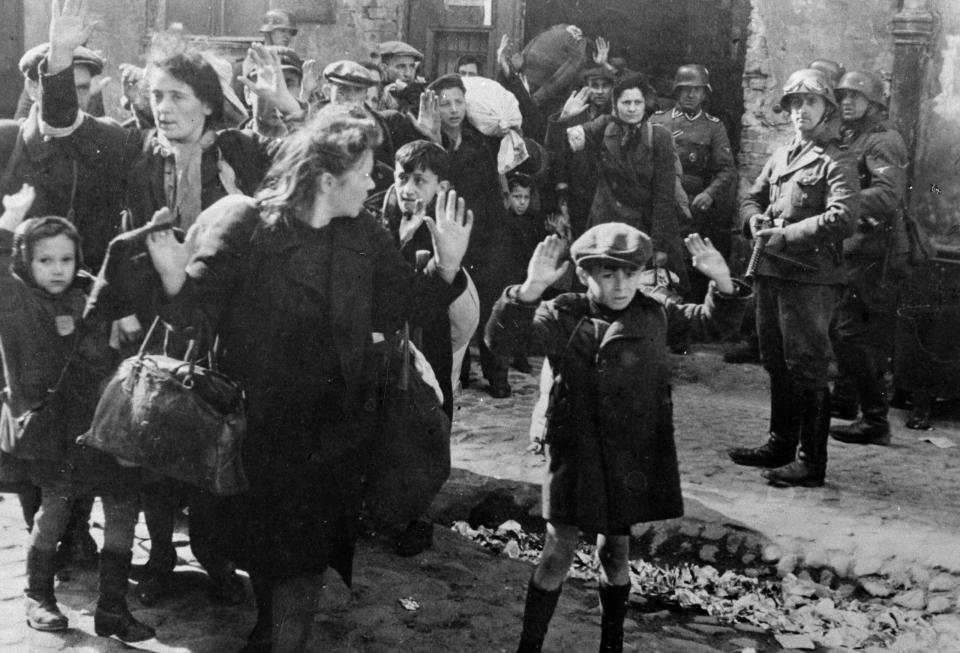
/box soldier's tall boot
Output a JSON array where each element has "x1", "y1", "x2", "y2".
[
  {"x1": 829, "y1": 373, "x2": 859, "y2": 420},
  {"x1": 729, "y1": 373, "x2": 799, "y2": 468},
  {"x1": 25, "y1": 546, "x2": 68, "y2": 631},
  {"x1": 764, "y1": 388, "x2": 829, "y2": 487},
  {"x1": 831, "y1": 345, "x2": 891, "y2": 445},
  {"x1": 516, "y1": 577, "x2": 561, "y2": 653}
]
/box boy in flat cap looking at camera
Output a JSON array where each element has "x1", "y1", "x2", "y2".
[{"x1": 485, "y1": 224, "x2": 749, "y2": 653}]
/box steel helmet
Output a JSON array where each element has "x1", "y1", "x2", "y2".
[
  {"x1": 835, "y1": 70, "x2": 886, "y2": 107},
  {"x1": 672, "y1": 64, "x2": 712, "y2": 93},
  {"x1": 779, "y1": 68, "x2": 838, "y2": 112},
  {"x1": 807, "y1": 59, "x2": 846, "y2": 87},
  {"x1": 259, "y1": 10, "x2": 298, "y2": 35}
]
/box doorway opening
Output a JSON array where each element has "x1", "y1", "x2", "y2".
[{"x1": 523, "y1": 0, "x2": 751, "y2": 156}]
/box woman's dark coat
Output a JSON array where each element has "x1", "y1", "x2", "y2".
[
  {"x1": 547, "y1": 113, "x2": 690, "y2": 293},
  {"x1": 486, "y1": 283, "x2": 748, "y2": 531},
  {"x1": 157, "y1": 195, "x2": 465, "y2": 583}
]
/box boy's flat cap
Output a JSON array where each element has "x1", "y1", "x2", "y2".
[
  {"x1": 579, "y1": 66, "x2": 616, "y2": 83},
  {"x1": 571, "y1": 222, "x2": 653, "y2": 268},
  {"x1": 323, "y1": 60, "x2": 377, "y2": 87},
  {"x1": 20, "y1": 43, "x2": 104, "y2": 81},
  {"x1": 378, "y1": 41, "x2": 423, "y2": 61}
]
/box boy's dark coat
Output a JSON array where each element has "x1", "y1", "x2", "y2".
[{"x1": 486, "y1": 284, "x2": 747, "y2": 530}]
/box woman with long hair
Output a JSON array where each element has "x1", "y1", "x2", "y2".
[{"x1": 142, "y1": 104, "x2": 472, "y2": 652}]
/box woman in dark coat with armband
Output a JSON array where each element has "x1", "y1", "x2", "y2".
[{"x1": 143, "y1": 105, "x2": 473, "y2": 653}]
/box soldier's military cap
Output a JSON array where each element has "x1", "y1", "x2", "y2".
[
  {"x1": 378, "y1": 41, "x2": 423, "y2": 62},
  {"x1": 19, "y1": 43, "x2": 104, "y2": 81},
  {"x1": 259, "y1": 10, "x2": 298, "y2": 35},
  {"x1": 323, "y1": 60, "x2": 377, "y2": 88},
  {"x1": 571, "y1": 222, "x2": 653, "y2": 269}
]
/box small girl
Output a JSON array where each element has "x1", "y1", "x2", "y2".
[{"x1": 0, "y1": 184, "x2": 153, "y2": 642}]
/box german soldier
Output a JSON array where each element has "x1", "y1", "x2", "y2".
[
  {"x1": 728, "y1": 68, "x2": 859, "y2": 487},
  {"x1": 828, "y1": 70, "x2": 909, "y2": 445}
]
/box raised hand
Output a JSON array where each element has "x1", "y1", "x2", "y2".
[
  {"x1": 48, "y1": 0, "x2": 96, "y2": 75},
  {"x1": 0, "y1": 184, "x2": 36, "y2": 231},
  {"x1": 423, "y1": 190, "x2": 473, "y2": 282},
  {"x1": 684, "y1": 233, "x2": 734, "y2": 294},
  {"x1": 238, "y1": 44, "x2": 302, "y2": 117},
  {"x1": 119, "y1": 63, "x2": 144, "y2": 106},
  {"x1": 559, "y1": 87, "x2": 591, "y2": 121},
  {"x1": 593, "y1": 37, "x2": 610, "y2": 66},
  {"x1": 413, "y1": 89, "x2": 441, "y2": 142},
  {"x1": 545, "y1": 211, "x2": 571, "y2": 242},
  {"x1": 300, "y1": 59, "x2": 320, "y2": 102},
  {"x1": 144, "y1": 208, "x2": 189, "y2": 296},
  {"x1": 518, "y1": 235, "x2": 569, "y2": 302},
  {"x1": 497, "y1": 34, "x2": 512, "y2": 75}
]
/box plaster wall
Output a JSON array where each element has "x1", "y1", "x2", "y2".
[
  {"x1": 912, "y1": 0, "x2": 960, "y2": 243},
  {"x1": 739, "y1": 0, "x2": 895, "y2": 196}
]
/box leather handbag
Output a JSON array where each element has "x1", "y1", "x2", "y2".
[
  {"x1": 79, "y1": 318, "x2": 248, "y2": 496},
  {"x1": 363, "y1": 324, "x2": 451, "y2": 525}
]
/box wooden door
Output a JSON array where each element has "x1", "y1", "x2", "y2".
[{"x1": 405, "y1": 0, "x2": 524, "y2": 80}]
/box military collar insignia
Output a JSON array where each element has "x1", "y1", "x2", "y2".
[{"x1": 672, "y1": 107, "x2": 702, "y2": 121}]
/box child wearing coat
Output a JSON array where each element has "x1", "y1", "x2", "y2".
[
  {"x1": 0, "y1": 184, "x2": 152, "y2": 642},
  {"x1": 485, "y1": 223, "x2": 749, "y2": 653}
]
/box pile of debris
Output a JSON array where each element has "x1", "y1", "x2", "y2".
[{"x1": 451, "y1": 520, "x2": 955, "y2": 650}]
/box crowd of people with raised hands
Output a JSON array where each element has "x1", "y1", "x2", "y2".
[{"x1": 0, "y1": 1, "x2": 913, "y2": 651}]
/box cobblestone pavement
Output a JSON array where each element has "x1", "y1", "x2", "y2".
[{"x1": 1, "y1": 345, "x2": 960, "y2": 651}]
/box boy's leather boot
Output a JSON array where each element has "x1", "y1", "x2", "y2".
[
  {"x1": 25, "y1": 547, "x2": 68, "y2": 631},
  {"x1": 517, "y1": 578, "x2": 561, "y2": 653},
  {"x1": 95, "y1": 550, "x2": 155, "y2": 642},
  {"x1": 729, "y1": 372, "x2": 799, "y2": 468},
  {"x1": 764, "y1": 388, "x2": 829, "y2": 487},
  {"x1": 598, "y1": 583, "x2": 631, "y2": 653}
]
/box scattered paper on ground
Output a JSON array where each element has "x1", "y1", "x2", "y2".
[{"x1": 919, "y1": 436, "x2": 956, "y2": 448}]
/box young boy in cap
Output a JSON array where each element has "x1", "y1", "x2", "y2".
[{"x1": 485, "y1": 224, "x2": 749, "y2": 653}]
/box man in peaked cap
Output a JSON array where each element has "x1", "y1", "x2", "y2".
[
  {"x1": 379, "y1": 41, "x2": 426, "y2": 113},
  {"x1": 17, "y1": 43, "x2": 105, "y2": 117},
  {"x1": 259, "y1": 9, "x2": 298, "y2": 48},
  {"x1": 322, "y1": 59, "x2": 434, "y2": 193},
  {"x1": 0, "y1": 40, "x2": 126, "y2": 574},
  {"x1": 550, "y1": 65, "x2": 617, "y2": 241},
  {"x1": 828, "y1": 70, "x2": 910, "y2": 443}
]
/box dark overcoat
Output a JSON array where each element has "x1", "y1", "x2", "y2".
[
  {"x1": 0, "y1": 229, "x2": 138, "y2": 493},
  {"x1": 158, "y1": 195, "x2": 465, "y2": 583},
  {"x1": 486, "y1": 283, "x2": 748, "y2": 532}
]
